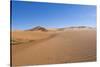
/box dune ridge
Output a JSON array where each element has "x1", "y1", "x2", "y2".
[{"x1": 11, "y1": 26, "x2": 96, "y2": 66}]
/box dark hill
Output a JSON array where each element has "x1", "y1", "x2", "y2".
[{"x1": 27, "y1": 26, "x2": 48, "y2": 32}]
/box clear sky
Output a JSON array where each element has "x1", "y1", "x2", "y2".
[{"x1": 11, "y1": 1, "x2": 96, "y2": 30}]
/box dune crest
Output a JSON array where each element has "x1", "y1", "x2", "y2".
[{"x1": 11, "y1": 26, "x2": 96, "y2": 66}]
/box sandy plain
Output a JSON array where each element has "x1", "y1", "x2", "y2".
[{"x1": 11, "y1": 28, "x2": 96, "y2": 66}]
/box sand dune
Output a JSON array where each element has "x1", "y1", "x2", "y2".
[{"x1": 11, "y1": 28, "x2": 96, "y2": 66}]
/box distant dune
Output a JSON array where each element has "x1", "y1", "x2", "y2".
[
  {"x1": 26, "y1": 26, "x2": 48, "y2": 32},
  {"x1": 11, "y1": 26, "x2": 96, "y2": 66}
]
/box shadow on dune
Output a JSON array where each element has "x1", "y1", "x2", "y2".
[{"x1": 11, "y1": 33, "x2": 58, "y2": 45}]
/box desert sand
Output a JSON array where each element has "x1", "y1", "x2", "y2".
[{"x1": 11, "y1": 27, "x2": 96, "y2": 66}]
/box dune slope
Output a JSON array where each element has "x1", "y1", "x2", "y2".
[{"x1": 12, "y1": 29, "x2": 96, "y2": 66}]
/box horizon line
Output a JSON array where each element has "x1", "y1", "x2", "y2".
[{"x1": 12, "y1": 25, "x2": 96, "y2": 31}]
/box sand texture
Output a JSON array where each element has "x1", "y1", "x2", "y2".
[{"x1": 11, "y1": 28, "x2": 96, "y2": 66}]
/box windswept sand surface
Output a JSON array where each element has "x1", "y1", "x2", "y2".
[{"x1": 11, "y1": 29, "x2": 96, "y2": 66}]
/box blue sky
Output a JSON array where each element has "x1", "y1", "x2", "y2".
[{"x1": 11, "y1": 1, "x2": 96, "y2": 30}]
